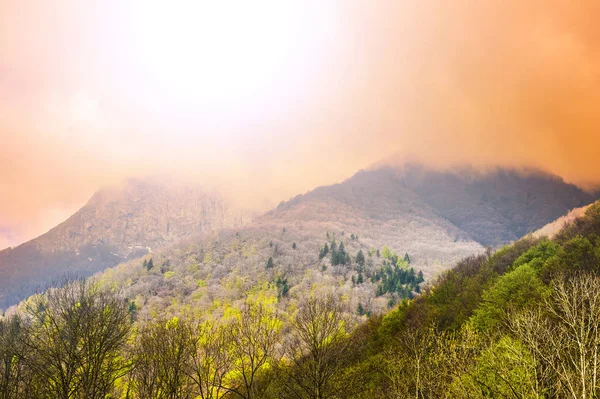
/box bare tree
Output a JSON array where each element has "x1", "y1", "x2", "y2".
[
  {"x1": 223, "y1": 301, "x2": 281, "y2": 399},
  {"x1": 19, "y1": 279, "x2": 131, "y2": 399},
  {"x1": 130, "y1": 316, "x2": 195, "y2": 399},
  {"x1": 510, "y1": 273, "x2": 600, "y2": 398},
  {"x1": 283, "y1": 294, "x2": 354, "y2": 399},
  {"x1": 0, "y1": 316, "x2": 31, "y2": 399},
  {"x1": 185, "y1": 320, "x2": 232, "y2": 399}
]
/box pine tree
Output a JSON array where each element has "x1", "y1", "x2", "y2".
[
  {"x1": 404, "y1": 252, "x2": 411, "y2": 264},
  {"x1": 146, "y1": 258, "x2": 154, "y2": 271},
  {"x1": 292, "y1": 242, "x2": 297, "y2": 249},
  {"x1": 357, "y1": 303, "x2": 365, "y2": 316},
  {"x1": 265, "y1": 257, "x2": 274, "y2": 269},
  {"x1": 355, "y1": 250, "x2": 366, "y2": 268}
]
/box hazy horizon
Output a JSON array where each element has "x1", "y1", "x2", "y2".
[{"x1": 2, "y1": 0, "x2": 600, "y2": 248}]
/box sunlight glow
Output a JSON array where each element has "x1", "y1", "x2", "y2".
[{"x1": 131, "y1": 1, "x2": 331, "y2": 115}]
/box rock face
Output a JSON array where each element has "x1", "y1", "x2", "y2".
[{"x1": 0, "y1": 179, "x2": 235, "y2": 309}]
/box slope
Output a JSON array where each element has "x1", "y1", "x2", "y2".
[{"x1": 0, "y1": 178, "x2": 235, "y2": 309}]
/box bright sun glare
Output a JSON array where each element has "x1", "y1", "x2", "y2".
[{"x1": 131, "y1": 1, "x2": 332, "y2": 113}]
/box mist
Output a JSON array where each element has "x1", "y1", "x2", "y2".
[{"x1": 1, "y1": 0, "x2": 599, "y2": 247}]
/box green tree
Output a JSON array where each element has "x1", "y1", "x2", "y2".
[
  {"x1": 265, "y1": 257, "x2": 274, "y2": 269},
  {"x1": 403, "y1": 253, "x2": 411, "y2": 264},
  {"x1": 355, "y1": 250, "x2": 366, "y2": 269},
  {"x1": 471, "y1": 264, "x2": 548, "y2": 331}
]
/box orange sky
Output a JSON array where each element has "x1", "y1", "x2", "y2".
[{"x1": 1, "y1": 0, "x2": 600, "y2": 248}]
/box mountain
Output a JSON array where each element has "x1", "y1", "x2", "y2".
[
  {"x1": 0, "y1": 178, "x2": 237, "y2": 309},
  {"x1": 31, "y1": 163, "x2": 591, "y2": 322},
  {"x1": 395, "y1": 164, "x2": 594, "y2": 246},
  {"x1": 2, "y1": 164, "x2": 594, "y2": 312}
]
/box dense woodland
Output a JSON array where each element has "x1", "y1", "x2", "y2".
[{"x1": 2, "y1": 202, "x2": 600, "y2": 397}]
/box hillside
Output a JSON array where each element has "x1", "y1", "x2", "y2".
[
  {"x1": 0, "y1": 179, "x2": 236, "y2": 309},
  {"x1": 309, "y1": 200, "x2": 600, "y2": 398},
  {"x1": 2, "y1": 164, "x2": 593, "y2": 313},
  {"x1": 2, "y1": 197, "x2": 599, "y2": 397},
  {"x1": 533, "y1": 203, "x2": 591, "y2": 239},
  {"x1": 26, "y1": 164, "x2": 591, "y2": 321},
  {"x1": 396, "y1": 164, "x2": 594, "y2": 246}
]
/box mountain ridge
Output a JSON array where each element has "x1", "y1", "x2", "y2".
[{"x1": 1, "y1": 164, "x2": 595, "y2": 311}]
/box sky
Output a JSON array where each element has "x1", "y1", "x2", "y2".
[{"x1": 1, "y1": 0, "x2": 600, "y2": 248}]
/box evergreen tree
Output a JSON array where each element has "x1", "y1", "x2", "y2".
[
  {"x1": 355, "y1": 250, "x2": 366, "y2": 269},
  {"x1": 357, "y1": 303, "x2": 365, "y2": 316},
  {"x1": 357, "y1": 272, "x2": 364, "y2": 284},
  {"x1": 292, "y1": 242, "x2": 297, "y2": 249},
  {"x1": 319, "y1": 243, "x2": 330, "y2": 259},
  {"x1": 404, "y1": 252, "x2": 411, "y2": 264},
  {"x1": 146, "y1": 258, "x2": 154, "y2": 271},
  {"x1": 265, "y1": 257, "x2": 274, "y2": 269}
]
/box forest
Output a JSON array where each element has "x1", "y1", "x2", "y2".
[{"x1": 1, "y1": 201, "x2": 600, "y2": 398}]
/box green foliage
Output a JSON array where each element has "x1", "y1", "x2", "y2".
[
  {"x1": 511, "y1": 238, "x2": 559, "y2": 271},
  {"x1": 470, "y1": 264, "x2": 548, "y2": 331},
  {"x1": 292, "y1": 242, "x2": 296, "y2": 249},
  {"x1": 355, "y1": 250, "x2": 366, "y2": 269},
  {"x1": 373, "y1": 264, "x2": 423, "y2": 299},
  {"x1": 451, "y1": 336, "x2": 539, "y2": 398},
  {"x1": 318, "y1": 242, "x2": 329, "y2": 259},
  {"x1": 265, "y1": 256, "x2": 274, "y2": 269},
  {"x1": 330, "y1": 241, "x2": 350, "y2": 266},
  {"x1": 275, "y1": 277, "x2": 289, "y2": 299},
  {"x1": 145, "y1": 257, "x2": 154, "y2": 271}
]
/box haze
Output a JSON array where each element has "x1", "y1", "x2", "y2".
[{"x1": 1, "y1": 0, "x2": 599, "y2": 248}]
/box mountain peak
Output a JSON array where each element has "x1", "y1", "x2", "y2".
[{"x1": 0, "y1": 178, "x2": 234, "y2": 309}]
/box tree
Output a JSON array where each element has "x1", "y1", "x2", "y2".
[
  {"x1": 283, "y1": 295, "x2": 353, "y2": 399},
  {"x1": 403, "y1": 253, "x2": 411, "y2": 264},
  {"x1": 224, "y1": 301, "x2": 281, "y2": 399},
  {"x1": 319, "y1": 243, "x2": 329, "y2": 260},
  {"x1": 355, "y1": 250, "x2": 365, "y2": 269},
  {"x1": 186, "y1": 320, "x2": 232, "y2": 399},
  {"x1": 292, "y1": 242, "x2": 297, "y2": 250},
  {"x1": 381, "y1": 246, "x2": 393, "y2": 260},
  {"x1": 510, "y1": 273, "x2": 600, "y2": 398},
  {"x1": 131, "y1": 316, "x2": 195, "y2": 399},
  {"x1": 20, "y1": 279, "x2": 131, "y2": 399},
  {"x1": 471, "y1": 264, "x2": 548, "y2": 331},
  {"x1": 0, "y1": 316, "x2": 31, "y2": 399},
  {"x1": 146, "y1": 258, "x2": 154, "y2": 271},
  {"x1": 265, "y1": 257, "x2": 274, "y2": 270}
]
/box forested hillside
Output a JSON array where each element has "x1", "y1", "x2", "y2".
[
  {"x1": 396, "y1": 164, "x2": 594, "y2": 245},
  {"x1": 0, "y1": 179, "x2": 237, "y2": 309},
  {"x1": 1, "y1": 200, "x2": 598, "y2": 397},
  {"x1": 1, "y1": 164, "x2": 591, "y2": 312}
]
